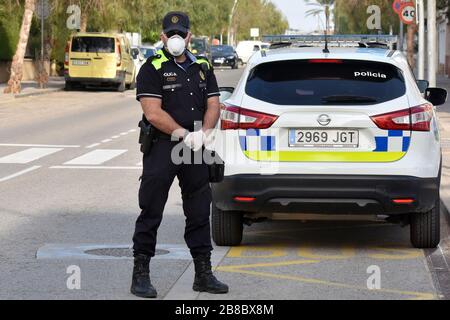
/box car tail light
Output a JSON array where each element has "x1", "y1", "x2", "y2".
[
  {"x1": 371, "y1": 103, "x2": 433, "y2": 132},
  {"x1": 116, "y1": 39, "x2": 122, "y2": 67},
  {"x1": 392, "y1": 198, "x2": 415, "y2": 204},
  {"x1": 221, "y1": 104, "x2": 279, "y2": 130},
  {"x1": 64, "y1": 42, "x2": 70, "y2": 66},
  {"x1": 234, "y1": 196, "x2": 256, "y2": 203}
]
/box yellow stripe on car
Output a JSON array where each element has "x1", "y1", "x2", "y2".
[{"x1": 243, "y1": 151, "x2": 406, "y2": 163}]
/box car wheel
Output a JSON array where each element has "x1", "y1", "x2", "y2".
[
  {"x1": 129, "y1": 76, "x2": 136, "y2": 90},
  {"x1": 65, "y1": 81, "x2": 74, "y2": 91},
  {"x1": 410, "y1": 198, "x2": 440, "y2": 248},
  {"x1": 232, "y1": 62, "x2": 238, "y2": 69},
  {"x1": 117, "y1": 79, "x2": 126, "y2": 92},
  {"x1": 212, "y1": 203, "x2": 243, "y2": 246}
]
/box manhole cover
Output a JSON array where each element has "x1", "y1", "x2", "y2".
[{"x1": 85, "y1": 248, "x2": 170, "y2": 258}]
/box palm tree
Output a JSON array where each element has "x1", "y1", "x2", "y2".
[
  {"x1": 304, "y1": 0, "x2": 335, "y2": 32},
  {"x1": 4, "y1": 0, "x2": 36, "y2": 94}
]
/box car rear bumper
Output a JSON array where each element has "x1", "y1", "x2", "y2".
[
  {"x1": 212, "y1": 59, "x2": 236, "y2": 67},
  {"x1": 65, "y1": 71, "x2": 125, "y2": 85},
  {"x1": 211, "y1": 174, "x2": 440, "y2": 215}
]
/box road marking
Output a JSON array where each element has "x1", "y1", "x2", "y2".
[
  {"x1": 0, "y1": 148, "x2": 63, "y2": 164},
  {"x1": 112, "y1": 136, "x2": 120, "y2": 139},
  {"x1": 51, "y1": 166, "x2": 142, "y2": 170},
  {"x1": 101, "y1": 139, "x2": 112, "y2": 143},
  {"x1": 0, "y1": 144, "x2": 79, "y2": 148},
  {"x1": 0, "y1": 166, "x2": 41, "y2": 182},
  {"x1": 86, "y1": 143, "x2": 101, "y2": 149},
  {"x1": 216, "y1": 266, "x2": 435, "y2": 300},
  {"x1": 164, "y1": 247, "x2": 230, "y2": 300},
  {"x1": 64, "y1": 149, "x2": 127, "y2": 165}
]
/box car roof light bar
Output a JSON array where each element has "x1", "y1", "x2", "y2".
[{"x1": 262, "y1": 35, "x2": 398, "y2": 48}]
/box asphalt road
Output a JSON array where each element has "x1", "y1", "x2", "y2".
[{"x1": 0, "y1": 66, "x2": 446, "y2": 300}]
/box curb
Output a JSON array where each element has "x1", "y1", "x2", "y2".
[
  {"x1": 440, "y1": 199, "x2": 450, "y2": 232},
  {"x1": 14, "y1": 87, "x2": 64, "y2": 99}
]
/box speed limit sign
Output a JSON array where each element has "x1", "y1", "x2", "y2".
[{"x1": 400, "y1": 5, "x2": 416, "y2": 24}]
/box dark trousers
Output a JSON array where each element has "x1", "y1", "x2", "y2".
[{"x1": 133, "y1": 139, "x2": 213, "y2": 258}]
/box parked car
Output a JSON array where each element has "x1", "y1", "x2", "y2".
[
  {"x1": 64, "y1": 32, "x2": 136, "y2": 92},
  {"x1": 190, "y1": 36, "x2": 211, "y2": 61},
  {"x1": 213, "y1": 42, "x2": 448, "y2": 249},
  {"x1": 139, "y1": 46, "x2": 157, "y2": 60},
  {"x1": 131, "y1": 47, "x2": 145, "y2": 81},
  {"x1": 235, "y1": 41, "x2": 269, "y2": 65},
  {"x1": 211, "y1": 45, "x2": 238, "y2": 69}
]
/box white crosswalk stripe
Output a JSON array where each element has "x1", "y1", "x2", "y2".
[
  {"x1": 0, "y1": 148, "x2": 63, "y2": 164},
  {"x1": 64, "y1": 149, "x2": 127, "y2": 165}
]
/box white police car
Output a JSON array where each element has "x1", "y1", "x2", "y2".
[{"x1": 212, "y1": 35, "x2": 448, "y2": 249}]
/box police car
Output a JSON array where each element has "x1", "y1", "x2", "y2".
[{"x1": 211, "y1": 35, "x2": 448, "y2": 249}]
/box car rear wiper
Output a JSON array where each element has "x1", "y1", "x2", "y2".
[{"x1": 322, "y1": 95, "x2": 378, "y2": 104}]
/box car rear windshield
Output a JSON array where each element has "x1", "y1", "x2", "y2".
[
  {"x1": 212, "y1": 46, "x2": 234, "y2": 54},
  {"x1": 71, "y1": 37, "x2": 115, "y2": 53},
  {"x1": 246, "y1": 59, "x2": 406, "y2": 105}
]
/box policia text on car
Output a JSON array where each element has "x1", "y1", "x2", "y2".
[{"x1": 131, "y1": 11, "x2": 228, "y2": 299}]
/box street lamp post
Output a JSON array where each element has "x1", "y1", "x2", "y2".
[
  {"x1": 227, "y1": 0, "x2": 239, "y2": 46},
  {"x1": 428, "y1": 0, "x2": 437, "y2": 87},
  {"x1": 417, "y1": 0, "x2": 425, "y2": 80}
]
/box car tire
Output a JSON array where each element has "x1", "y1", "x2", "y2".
[
  {"x1": 232, "y1": 62, "x2": 238, "y2": 69},
  {"x1": 128, "y1": 76, "x2": 136, "y2": 90},
  {"x1": 65, "y1": 81, "x2": 74, "y2": 91},
  {"x1": 410, "y1": 198, "x2": 440, "y2": 248},
  {"x1": 212, "y1": 203, "x2": 243, "y2": 247},
  {"x1": 117, "y1": 79, "x2": 126, "y2": 92}
]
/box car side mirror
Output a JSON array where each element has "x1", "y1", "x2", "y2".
[
  {"x1": 425, "y1": 88, "x2": 448, "y2": 106},
  {"x1": 219, "y1": 87, "x2": 234, "y2": 103},
  {"x1": 416, "y1": 80, "x2": 429, "y2": 93}
]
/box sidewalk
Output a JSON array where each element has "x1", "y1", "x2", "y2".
[
  {"x1": 436, "y1": 75, "x2": 450, "y2": 233},
  {"x1": 0, "y1": 77, "x2": 65, "y2": 104}
]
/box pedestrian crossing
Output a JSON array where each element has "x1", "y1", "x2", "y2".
[
  {"x1": 0, "y1": 146, "x2": 143, "y2": 182},
  {"x1": 0, "y1": 148, "x2": 63, "y2": 164},
  {"x1": 64, "y1": 149, "x2": 127, "y2": 166}
]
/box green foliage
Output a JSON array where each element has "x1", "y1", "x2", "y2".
[
  {"x1": 0, "y1": 0, "x2": 287, "y2": 65},
  {"x1": 334, "y1": 0, "x2": 399, "y2": 34},
  {"x1": 0, "y1": 1, "x2": 22, "y2": 61}
]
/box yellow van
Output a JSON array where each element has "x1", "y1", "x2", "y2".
[{"x1": 64, "y1": 32, "x2": 136, "y2": 92}]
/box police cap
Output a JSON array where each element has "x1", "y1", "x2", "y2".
[{"x1": 163, "y1": 11, "x2": 190, "y2": 36}]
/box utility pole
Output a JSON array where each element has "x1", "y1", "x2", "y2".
[
  {"x1": 428, "y1": 0, "x2": 437, "y2": 87},
  {"x1": 417, "y1": 0, "x2": 425, "y2": 80},
  {"x1": 227, "y1": 0, "x2": 239, "y2": 46},
  {"x1": 399, "y1": 22, "x2": 404, "y2": 51},
  {"x1": 40, "y1": 0, "x2": 44, "y2": 89}
]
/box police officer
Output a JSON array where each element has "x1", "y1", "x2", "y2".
[{"x1": 131, "y1": 11, "x2": 228, "y2": 298}]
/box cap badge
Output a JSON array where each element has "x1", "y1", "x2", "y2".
[{"x1": 171, "y1": 16, "x2": 179, "y2": 24}]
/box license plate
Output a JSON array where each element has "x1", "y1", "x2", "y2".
[
  {"x1": 214, "y1": 59, "x2": 224, "y2": 63},
  {"x1": 72, "y1": 60, "x2": 90, "y2": 66},
  {"x1": 289, "y1": 129, "x2": 359, "y2": 148}
]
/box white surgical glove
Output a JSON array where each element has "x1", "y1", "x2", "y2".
[{"x1": 183, "y1": 130, "x2": 206, "y2": 152}]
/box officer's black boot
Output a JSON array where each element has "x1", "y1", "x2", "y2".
[
  {"x1": 193, "y1": 253, "x2": 229, "y2": 294},
  {"x1": 130, "y1": 254, "x2": 157, "y2": 298}
]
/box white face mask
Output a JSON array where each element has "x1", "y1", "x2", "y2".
[{"x1": 167, "y1": 35, "x2": 186, "y2": 57}]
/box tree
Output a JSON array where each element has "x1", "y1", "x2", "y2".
[{"x1": 4, "y1": 0, "x2": 35, "y2": 94}]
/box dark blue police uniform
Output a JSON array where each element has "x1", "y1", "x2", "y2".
[{"x1": 133, "y1": 48, "x2": 220, "y2": 258}]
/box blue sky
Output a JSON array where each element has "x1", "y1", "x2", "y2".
[{"x1": 271, "y1": 0, "x2": 324, "y2": 32}]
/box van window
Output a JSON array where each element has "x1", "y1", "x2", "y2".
[
  {"x1": 246, "y1": 60, "x2": 406, "y2": 105},
  {"x1": 71, "y1": 37, "x2": 115, "y2": 53}
]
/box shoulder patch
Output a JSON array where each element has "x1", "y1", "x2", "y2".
[
  {"x1": 195, "y1": 57, "x2": 211, "y2": 71},
  {"x1": 151, "y1": 50, "x2": 169, "y2": 70}
]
